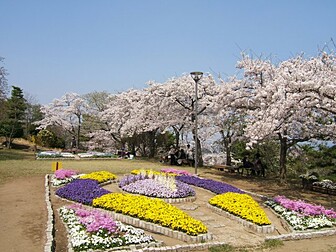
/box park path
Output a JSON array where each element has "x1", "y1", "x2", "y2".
[
  {"x1": 0, "y1": 176, "x2": 47, "y2": 252},
  {"x1": 103, "y1": 181, "x2": 290, "y2": 248}
]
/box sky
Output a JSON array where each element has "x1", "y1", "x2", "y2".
[{"x1": 1, "y1": 0, "x2": 335, "y2": 105}]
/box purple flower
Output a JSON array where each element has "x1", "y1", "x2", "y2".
[
  {"x1": 120, "y1": 179, "x2": 195, "y2": 198},
  {"x1": 56, "y1": 179, "x2": 110, "y2": 205},
  {"x1": 176, "y1": 175, "x2": 244, "y2": 194},
  {"x1": 118, "y1": 174, "x2": 147, "y2": 188}
]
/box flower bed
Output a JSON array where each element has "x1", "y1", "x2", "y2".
[
  {"x1": 160, "y1": 168, "x2": 193, "y2": 176},
  {"x1": 93, "y1": 193, "x2": 208, "y2": 236},
  {"x1": 36, "y1": 151, "x2": 75, "y2": 159},
  {"x1": 59, "y1": 204, "x2": 158, "y2": 251},
  {"x1": 131, "y1": 169, "x2": 164, "y2": 176},
  {"x1": 209, "y1": 192, "x2": 272, "y2": 226},
  {"x1": 312, "y1": 180, "x2": 336, "y2": 195},
  {"x1": 265, "y1": 195, "x2": 336, "y2": 231},
  {"x1": 77, "y1": 152, "x2": 117, "y2": 159},
  {"x1": 176, "y1": 175, "x2": 244, "y2": 194},
  {"x1": 119, "y1": 173, "x2": 195, "y2": 199},
  {"x1": 79, "y1": 171, "x2": 117, "y2": 183},
  {"x1": 56, "y1": 179, "x2": 111, "y2": 205},
  {"x1": 51, "y1": 169, "x2": 80, "y2": 186}
]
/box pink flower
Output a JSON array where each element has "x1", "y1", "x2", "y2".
[
  {"x1": 54, "y1": 169, "x2": 77, "y2": 179},
  {"x1": 68, "y1": 204, "x2": 117, "y2": 233},
  {"x1": 274, "y1": 195, "x2": 336, "y2": 218}
]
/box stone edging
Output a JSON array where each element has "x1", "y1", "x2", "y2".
[
  {"x1": 161, "y1": 196, "x2": 196, "y2": 203},
  {"x1": 44, "y1": 174, "x2": 55, "y2": 252},
  {"x1": 207, "y1": 203, "x2": 275, "y2": 234},
  {"x1": 97, "y1": 207, "x2": 213, "y2": 243},
  {"x1": 37, "y1": 157, "x2": 118, "y2": 160},
  {"x1": 266, "y1": 229, "x2": 336, "y2": 241}
]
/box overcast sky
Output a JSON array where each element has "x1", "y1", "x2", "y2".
[{"x1": 1, "y1": 0, "x2": 335, "y2": 104}]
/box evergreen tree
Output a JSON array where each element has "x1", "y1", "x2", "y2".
[{"x1": 0, "y1": 86, "x2": 27, "y2": 148}]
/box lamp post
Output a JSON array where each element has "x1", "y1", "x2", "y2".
[{"x1": 190, "y1": 71, "x2": 203, "y2": 175}]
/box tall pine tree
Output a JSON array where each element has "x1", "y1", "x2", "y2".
[{"x1": 0, "y1": 86, "x2": 27, "y2": 148}]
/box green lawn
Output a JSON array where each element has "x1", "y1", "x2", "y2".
[{"x1": 0, "y1": 148, "x2": 199, "y2": 184}]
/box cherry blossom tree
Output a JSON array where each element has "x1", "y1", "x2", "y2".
[
  {"x1": 81, "y1": 91, "x2": 113, "y2": 150},
  {"x1": 143, "y1": 73, "x2": 219, "y2": 166},
  {"x1": 233, "y1": 52, "x2": 336, "y2": 180},
  {"x1": 203, "y1": 77, "x2": 249, "y2": 165},
  {"x1": 86, "y1": 89, "x2": 142, "y2": 152},
  {"x1": 36, "y1": 93, "x2": 88, "y2": 149}
]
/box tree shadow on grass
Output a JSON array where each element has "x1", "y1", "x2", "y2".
[{"x1": 0, "y1": 148, "x2": 35, "y2": 160}]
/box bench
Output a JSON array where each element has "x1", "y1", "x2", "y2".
[{"x1": 213, "y1": 164, "x2": 240, "y2": 173}]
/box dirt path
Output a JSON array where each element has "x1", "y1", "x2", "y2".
[{"x1": 0, "y1": 176, "x2": 47, "y2": 252}]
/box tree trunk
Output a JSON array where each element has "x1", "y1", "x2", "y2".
[
  {"x1": 196, "y1": 136, "x2": 203, "y2": 167},
  {"x1": 220, "y1": 130, "x2": 232, "y2": 166},
  {"x1": 191, "y1": 127, "x2": 203, "y2": 167},
  {"x1": 77, "y1": 115, "x2": 81, "y2": 149},
  {"x1": 279, "y1": 133, "x2": 288, "y2": 181},
  {"x1": 175, "y1": 131, "x2": 180, "y2": 149},
  {"x1": 172, "y1": 126, "x2": 181, "y2": 149},
  {"x1": 5, "y1": 124, "x2": 15, "y2": 149},
  {"x1": 148, "y1": 130, "x2": 157, "y2": 158},
  {"x1": 224, "y1": 135, "x2": 232, "y2": 166}
]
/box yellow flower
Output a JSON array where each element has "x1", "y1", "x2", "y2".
[
  {"x1": 93, "y1": 193, "x2": 207, "y2": 235},
  {"x1": 80, "y1": 171, "x2": 117, "y2": 183},
  {"x1": 209, "y1": 192, "x2": 271, "y2": 225}
]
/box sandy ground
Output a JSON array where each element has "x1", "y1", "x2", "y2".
[{"x1": 0, "y1": 172, "x2": 335, "y2": 252}]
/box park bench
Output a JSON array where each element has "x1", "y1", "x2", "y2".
[{"x1": 212, "y1": 164, "x2": 240, "y2": 173}]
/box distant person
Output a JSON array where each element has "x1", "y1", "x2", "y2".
[
  {"x1": 168, "y1": 146, "x2": 177, "y2": 165},
  {"x1": 176, "y1": 148, "x2": 186, "y2": 166},
  {"x1": 253, "y1": 152, "x2": 265, "y2": 177},
  {"x1": 186, "y1": 144, "x2": 194, "y2": 166},
  {"x1": 239, "y1": 156, "x2": 254, "y2": 175}
]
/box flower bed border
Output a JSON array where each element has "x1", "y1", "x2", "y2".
[
  {"x1": 37, "y1": 157, "x2": 119, "y2": 160},
  {"x1": 206, "y1": 203, "x2": 275, "y2": 234},
  {"x1": 264, "y1": 201, "x2": 336, "y2": 234},
  {"x1": 93, "y1": 207, "x2": 213, "y2": 243},
  {"x1": 266, "y1": 229, "x2": 336, "y2": 241},
  {"x1": 58, "y1": 207, "x2": 163, "y2": 252},
  {"x1": 45, "y1": 174, "x2": 55, "y2": 252},
  {"x1": 312, "y1": 186, "x2": 336, "y2": 195}
]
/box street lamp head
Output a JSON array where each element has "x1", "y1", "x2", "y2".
[{"x1": 190, "y1": 71, "x2": 203, "y2": 82}]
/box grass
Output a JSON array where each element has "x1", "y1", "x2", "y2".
[
  {"x1": 261, "y1": 239, "x2": 284, "y2": 250},
  {"x1": 208, "y1": 239, "x2": 284, "y2": 252},
  {"x1": 0, "y1": 148, "x2": 201, "y2": 185}
]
